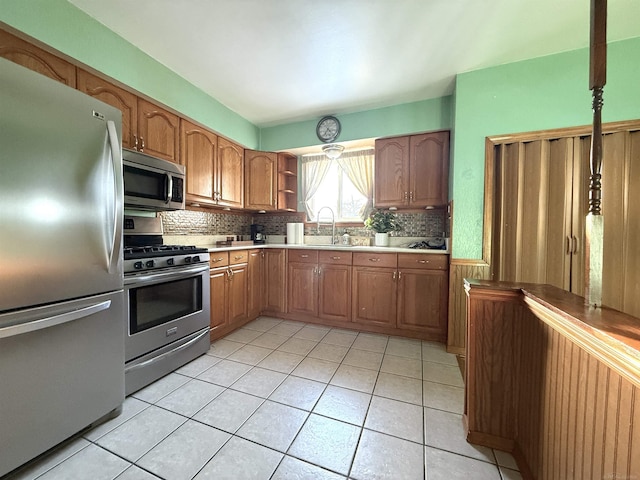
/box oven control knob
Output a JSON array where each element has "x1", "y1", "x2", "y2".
[
  {"x1": 146, "y1": 260, "x2": 155, "y2": 268},
  {"x1": 184, "y1": 256, "x2": 192, "y2": 264},
  {"x1": 193, "y1": 255, "x2": 201, "y2": 263},
  {"x1": 134, "y1": 261, "x2": 143, "y2": 270},
  {"x1": 167, "y1": 258, "x2": 175, "y2": 266}
]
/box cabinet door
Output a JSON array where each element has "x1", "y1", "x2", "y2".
[
  {"x1": 245, "y1": 150, "x2": 277, "y2": 210},
  {"x1": 77, "y1": 69, "x2": 138, "y2": 150},
  {"x1": 288, "y1": 262, "x2": 318, "y2": 317},
  {"x1": 210, "y1": 267, "x2": 228, "y2": 337},
  {"x1": 397, "y1": 269, "x2": 448, "y2": 340},
  {"x1": 374, "y1": 136, "x2": 409, "y2": 207},
  {"x1": 217, "y1": 137, "x2": 244, "y2": 208},
  {"x1": 247, "y1": 250, "x2": 264, "y2": 319},
  {"x1": 137, "y1": 98, "x2": 180, "y2": 163},
  {"x1": 180, "y1": 119, "x2": 217, "y2": 205},
  {"x1": 228, "y1": 265, "x2": 248, "y2": 325},
  {"x1": 318, "y1": 264, "x2": 351, "y2": 322},
  {"x1": 264, "y1": 249, "x2": 286, "y2": 313},
  {"x1": 351, "y1": 267, "x2": 397, "y2": 327},
  {"x1": 0, "y1": 29, "x2": 76, "y2": 87},
  {"x1": 409, "y1": 131, "x2": 449, "y2": 207}
]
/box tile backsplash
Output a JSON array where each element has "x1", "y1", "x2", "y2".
[{"x1": 161, "y1": 209, "x2": 447, "y2": 238}]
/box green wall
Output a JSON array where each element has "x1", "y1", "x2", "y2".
[
  {"x1": 260, "y1": 96, "x2": 453, "y2": 151},
  {"x1": 452, "y1": 36, "x2": 640, "y2": 259},
  {"x1": 0, "y1": 0, "x2": 260, "y2": 148}
]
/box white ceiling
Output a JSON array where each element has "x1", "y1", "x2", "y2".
[{"x1": 69, "y1": 0, "x2": 640, "y2": 128}]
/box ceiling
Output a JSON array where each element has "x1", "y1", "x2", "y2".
[{"x1": 69, "y1": 0, "x2": 640, "y2": 129}]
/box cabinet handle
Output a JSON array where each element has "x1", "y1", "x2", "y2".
[
  {"x1": 227, "y1": 268, "x2": 234, "y2": 279},
  {"x1": 234, "y1": 255, "x2": 244, "y2": 260},
  {"x1": 417, "y1": 260, "x2": 427, "y2": 264},
  {"x1": 133, "y1": 134, "x2": 139, "y2": 150},
  {"x1": 398, "y1": 271, "x2": 402, "y2": 280},
  {"x1": 300, "y1": 254, "x2": 309, "y2": 258},
  {"x1": 572, "y1": 236, "x2": 578, "y2": 254},
  {"x1": 410, "y1": 191, "x2": 414, "y2": 201},
  {"x1": 317, "y1": 267, "x2": 322, "y2": 275},
  {"x1": 211, "y1": 257, "x2": 223, "y2": 263},
  {"x1": 403, "y1": 192, "x2": 408, "y2": 201},
  {"x1": 392, "y1": 271, "x2": 397, "y2": 280},
  {"x1": 368, "y1": 258, "x2": 380, "y2": 262},
  {"x1": 331, "y1": 256, "x2": 341, "y2": 260},
  {"x1": 566, "y1": 236, "x2": 571, "y2": 255},
  {"x1": 140, "y1": 136, "x2": 145, "y2": 151}
]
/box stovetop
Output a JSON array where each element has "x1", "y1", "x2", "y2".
[{"x1": 123, "y1": 244, "x2": 208, "y2": 260}]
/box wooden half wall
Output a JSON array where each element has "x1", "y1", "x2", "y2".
[{"x1": 464, "y1": 280, "x2": 640, "y2": 479}]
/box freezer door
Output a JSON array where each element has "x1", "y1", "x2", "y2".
[
  {"x1": 0, "y1": 290, "x2": 125, "y2": 477},
  {"x1": 0, "y1": 59, "x2": 123, "y2": 312}
]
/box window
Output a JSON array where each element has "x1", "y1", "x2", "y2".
[{"x1": 302, "y1": 148, "x2": 374, "y2": 222}]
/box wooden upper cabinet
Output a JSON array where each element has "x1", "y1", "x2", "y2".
[
  {"x1": 374, "y1": 131, "x2": 449, "y2": 208},
  {"x1": 217, "y1": 137, "x2": 244, "y2": 208},
  {"x1": 0, "y1": 29, "x2": 76, "y2": 87},
  {"x1": 77, "y1": 69, "x2": 138, "y2": 150},
  {"x1": 137, "y1": 98, "x2": 180, "y2": 163},
  {"x1": 409, "y1": 131, "x2": 449, "y2": 207},
  {"x1": 245, "y1": 150, "x2": 277, "y2": 211},
  {"x1": 374, "y1": 136, "x2": 410, "y2": 207},
  {"x1": 180, "y1": 119, "x2": 217, "y2": 205}
]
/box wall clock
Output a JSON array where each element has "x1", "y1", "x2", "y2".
[{"x1": 316, "y1": 115, "x2": 341, "y2": 143}]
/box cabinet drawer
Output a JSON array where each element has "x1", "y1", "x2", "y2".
[
  {"x1": 398, "y1": 253, "x2": 448, "y2": 270},
  {"x1": 353, "y1": 252, "x2": 397, "y2": 268},
  {"x1": 288, "y1": 249, "x2": 318, "y2": 264},
  {"x1": 230, "y1": 250, "x2": 249, "y2": 265},
  {"x1": 319, "y1": 250, "x2": 352, "y2": 265},
  {"x1": 209, "y1": 252, "x2": 229, "y2": 268}
]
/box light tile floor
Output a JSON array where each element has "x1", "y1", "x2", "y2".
[{"x1": 8, "y1": 317, "x2": 523, "y2": 480}]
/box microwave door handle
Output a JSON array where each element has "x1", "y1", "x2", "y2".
[
  {"x1": 166, "y1": 173, "x2": 173, "y2": 204},
  {"x1": 106, "y1": 120, "x2": 123, "y2": 274}
]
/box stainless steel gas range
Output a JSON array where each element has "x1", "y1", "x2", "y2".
[{"x1": 123, "y1": 216, "x2": 210, "y2": 395}]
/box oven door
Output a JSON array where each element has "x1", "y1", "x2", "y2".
[{"x1": 124, "y1": 263, "x2": 210, "y2": 363}]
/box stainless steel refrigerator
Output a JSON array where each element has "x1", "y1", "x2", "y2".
[{"x1": 0, "y1": 58, "x2": 125, "y2": 477}]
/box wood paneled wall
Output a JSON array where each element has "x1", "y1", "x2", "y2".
[
  {"x1": 465, "y1": 282, "x2": 640, "y2": 479},
  {"x1": 447, "y1": 259, "x2": 490, "y2": 354}
]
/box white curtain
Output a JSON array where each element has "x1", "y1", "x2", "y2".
[
  {"x1": 337, "y1": 148, "x2": 374, "y2": 220},
  {"x1": 301, "y1": 153, "x2": 332, "y2": 220}
]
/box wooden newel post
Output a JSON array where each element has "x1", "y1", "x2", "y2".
[{"x1": 585, "y1": 0, "x2": 606, "y2": 306}]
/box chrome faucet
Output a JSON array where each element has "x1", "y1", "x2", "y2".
[{"x1": 316, "y1": 206, "x2": 336, "y2": 245}]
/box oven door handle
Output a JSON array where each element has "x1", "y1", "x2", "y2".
[
  {"x1": 124, "y1": 328, "x2": 209, "y2": 373},
  {"x1": 124, "y1": 264, "x2": 209, "y2": 286}
]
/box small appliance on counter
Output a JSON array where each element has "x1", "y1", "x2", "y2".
[{"x1": 251, "y1": 224, "x2": 266, "y2": 244}]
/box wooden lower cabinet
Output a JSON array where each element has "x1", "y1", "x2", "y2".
[
  {"x1": 318, "y1": 263, "x2": 351, "y2": 322},
  {"x1": 247, "y1": 249, "x2": 264, "y2": 319},
  {"x1": 288, "y1": 262, "x2": 318, "y2": 317},
  {"x1": 351, "y1": 267, "x2": 397, "y2": 327},
  {"x1": 397, "y1": 269, "x2": 448, "y2": 341},
  {"x1": 209, "y1": 251, "x2": 248, "y2": 340},
  {"x1": 227, "y1": 263, "x2": 248, "y2": 324},
  {"x1": 209, "y1": 266, "x2": 229, "y2": 337},
  {"x1": 264, "y1": 249, "x2": 286, "y2": 314}
]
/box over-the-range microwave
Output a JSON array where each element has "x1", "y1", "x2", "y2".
[{"x1": 123, "y1": 149, "x2": 185, "y2": 211}]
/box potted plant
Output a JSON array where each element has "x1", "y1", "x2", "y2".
[{"x1": 364, "y1": 209, "x2": 401, "y2": 246}]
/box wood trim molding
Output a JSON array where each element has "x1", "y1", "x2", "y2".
[{"x1": 523, "y1": 293, "x2": 640, "y2": 389}]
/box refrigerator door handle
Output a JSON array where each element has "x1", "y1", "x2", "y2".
[
  {"x1": 0, "y1": 300, "x2": 111, "y2": 339},
  {"x1": 106, "y1": 120, "x2": 123, "y2": 274}
]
